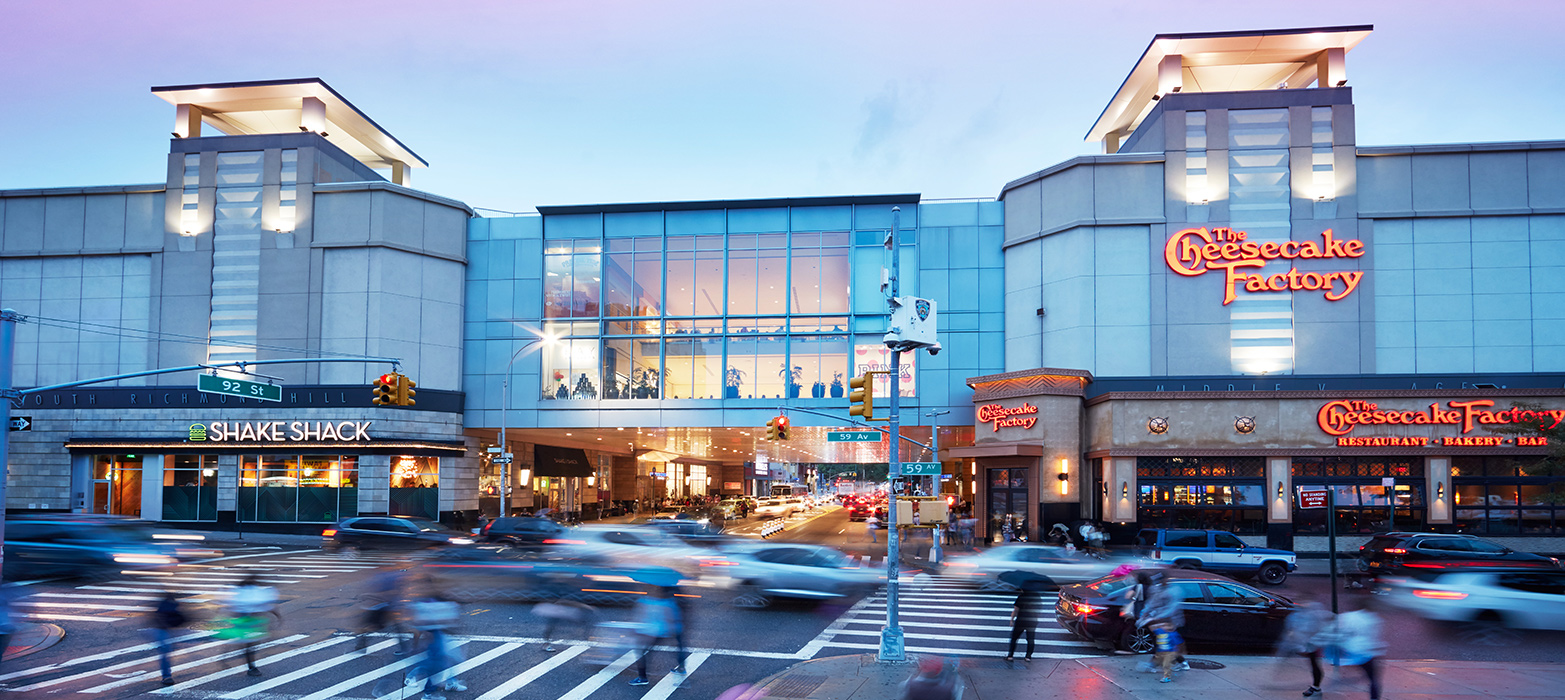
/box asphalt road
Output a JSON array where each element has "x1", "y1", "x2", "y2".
[{"x1": 7, "y1": 508, "x2": 1564, "y2": 699}]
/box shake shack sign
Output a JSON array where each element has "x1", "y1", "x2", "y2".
[{"x1": 189, "y1": 421, "x2": 373, "y2": 443}]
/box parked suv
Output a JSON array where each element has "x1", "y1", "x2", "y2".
[
  {"x1": 1133, "y1": 529, "x2": 1297, "y2": 585},
  {"x1": 1359, "y1": 532, "x2": 1561, "y2": 577}
]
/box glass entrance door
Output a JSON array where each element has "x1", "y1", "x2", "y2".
[
  {"x1": 92, "y1": 455, "x2": 144, "y2": 517},
  {"x1": 987, "y1": 468, "x2": 1030, "y2": 543}
]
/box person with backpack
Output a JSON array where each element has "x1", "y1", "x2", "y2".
[{"x1": 151, "y1": 592, "x2": 187, "y2": 685}]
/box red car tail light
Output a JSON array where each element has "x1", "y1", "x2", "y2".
[
  {"x1": 1071, "y1": 602, "x2": 1106, "y2": 616},
  {"x1": 1385, "y1": 548, "x2": 1407, "y2": 555},
  {"x1": 321, "y1": 529, "x2": 337, "y2": 537}
]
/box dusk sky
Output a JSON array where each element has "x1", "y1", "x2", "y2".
[{"x1": 6, "y1": 1, "x2": 1563, "y2": 213}]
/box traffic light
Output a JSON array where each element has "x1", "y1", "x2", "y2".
[
  {"x1": 397, "y1": 375, "x2": 417, "y2": 406},
  {"x1": 766, "y1": 416, "x2": 780, "y2": 441},
  {"x1": 776, "y1": 415, "x2": 790, "y2": 441},
  {"x1": 848, "y1": 371, "x2": 875, "y2": 421},
  {"x1": 372, "y1": 373, "x2": 398, "y2": 406}
]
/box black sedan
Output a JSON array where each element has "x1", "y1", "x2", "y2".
[
  {"x1": 478, "y1": 516, "x2": 569, "y2": 546},
  {"x1": 1055, "y1": 570, "x2": 1295, "y2": 653},
  {"x1": 324, "y1": 516, "x2": 473, "y2": 553},
  {"x1": 1360, "y1": 532, "x2": 1561, "y2": 577}
]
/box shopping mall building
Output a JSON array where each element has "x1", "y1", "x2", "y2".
[{"x1": 3, "y1": 25, "x2": 1563, "y2": 549}]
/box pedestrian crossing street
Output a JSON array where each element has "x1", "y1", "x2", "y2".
[
  {"x1": 15, "y1": 550, "x2": 417, "y2": 625},
  {"x1": 808, "y1": 574, "x2": 1112, "y2": 659},
  {"x1": 0, "y1": 629, "x2": 776, "y2": 699}
]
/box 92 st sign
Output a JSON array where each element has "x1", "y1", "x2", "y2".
[{"x1": 198, "y1": 374, "x2": 282, "y2": 403}]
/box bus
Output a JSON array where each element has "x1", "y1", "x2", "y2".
[{"x1": 770, "y1": 483, "x2": 808, "y2": 498}]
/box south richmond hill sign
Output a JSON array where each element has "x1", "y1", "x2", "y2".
[{"x1": 1164, "y1": 227, "x2": 1366, "y2": 305}]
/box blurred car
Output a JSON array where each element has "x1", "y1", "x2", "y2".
[
  {"x1": 478, "y1": 516, "x2": 570, "y2": 546},
  {"x1": 1379, "y1": 569, "x2": 1565, "y2": 638},
  {"x1": 641, "y1": 518, "x2": 726, "y2": 546},
  {"x1": 715, "y1": 542, "x2": 878, "y2": 607},
  {"x1": 1056, "y1": 570, "x2": 1296, "y2": 653},
  {"x1": 752, "y1": 498, "x2": 790, "y2": 518},
  {"x1": 942, "y1": 544, "x2": 1154, "y2": 589},
  {"x1": 846, "y1": 500, "x2": 887, "y2": 522},
  {"x1": 1133, "y1": 528, "x2": 1297, "y2": 585},
  {"x1": 424, "y1": 545, "x2": 653, "y2": 605},
  {"x1": 718, "y1": 498, "x2": 753, "y2": 519},
  {"x1": 1360, "y1": 532, "x2": 1561, "y2": 577},
  {"x1": 561, "y1": 525, "x2": 718, "y2": 575},
  {"x1": 3, "y1": 515, "x2": 185, "y2": 580},
  {"x1": 323, "y1": 516, "x2": 473, "y2": 552}
]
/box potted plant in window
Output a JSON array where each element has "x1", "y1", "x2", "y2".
[
  {"x1": 811, "y1": 377, "x2": 826, "y2": 398},
  {"x1": 781, "y1": 364, "x2": 803, "y2": 399},
  {"x1": 830, "y1": 371, "x2": 845, "y2": 398},
  {"x1": 725, "y1": 366, "x2": 745, "y2": 399}
]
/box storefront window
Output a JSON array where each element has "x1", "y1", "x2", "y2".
[
  {"x1": 92, "y1": 455, "x2": 143, "y2": 517},
  {"x1": 1136, "y1": 456, "x2": 1265, "y2": 478},
  {"x1": 1291, "y1": 483, "x2": 1426, "y2": 534},
  {"x1": 665, "y1": 334, "x2": 723, "y2": 399},
  {"x1": 602, "y1": 237, "x2": 663, "y2": 318},
  {"x1": 390, "y1": 455, "x2": 439, "y2": 520},
  {"x1": 664, "y1": 236, "x2": 724, "y2": 316},
  {"x1": 601, "y1": 336, "x2": 662, "y2": 399},
  {"x1": 1139, "y1": 508, "x2": 1266, "y2": 534},
  {"x1": 544, "y1": 240, "x2": 602, "y2": 318},
  {"x1": 238, "y1": 455, "x2": 358, "y2": 523},
  {"x1": 789, "y1": 335, "x2": 849, "y2": 399},
  {"x1": 163, "y1": 455, "x2": 218, "y2": 521},
  {"x1": 542, "y1": 338, "x2": 601, "y2": 400},
  {"x1": 789, "y1": 232, "x2": 850, "y2": 314},
  {"x1": 725, "y1": 334, "x2": 787, "y2": 399}
]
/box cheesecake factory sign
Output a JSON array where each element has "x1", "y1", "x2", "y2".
[
  {"x1": 189, "y1": 421, "x2": 373, "y2": 443},
  {"x1": 1165, "y1": 227, "x2": 1365, "y2": 305},
  {"x1": 1317, "y1": 400, "x2": 1557, "y2": 447}
]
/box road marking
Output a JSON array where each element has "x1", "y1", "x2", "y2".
[
  {"x1": 431, "y1": 633, "x2": 801, "y2": 660},
  {"x1": 827, "y1": 628, "x2": 1096, "y2": 646},
  {"x1": 219, "y1": 638, "x2": 400, "y2": 699},
  {"x1": 152, "y1": 634, "x2": 355, "y2": 694},
  {"x1": 838, "y1": 528, "x2": 846, "y2": 534},
  {"x1": 641, "y1": 651, "x2": 710, "y2": 700},
  {"x1": 797, "y1": 595, "x2": 875, "y2": 659},
  {"x1": 77, "y1": 585, "x2": 239, "y2": 595},
  {"x1": 79, "y1": 637, "x2": 305, "y2": 694},
  {"x1": 386, "y1": 641, "x2": 520, "y2": 700},
  {"x1": 820, "y1": 641, "x2": 1093, "y2": 659},
  {"x1": 14, "y1": 638, "x2": 235, "y2": 692},
  {"x1": 15, "y1": 602, "x2": 153, "y2": 611},
  {"x1": 852, "y1": 609, "x2": 1014, "y2": 621},
  {"x1": 0, "y1": 631, "x2": 215, "y2": 683},
  {"x1": 194, "y1": 549, "x2": 316, "y2": 564},
  {"x1": 554, "y1": 649, "x2": 642, "y2": 700},
  {"x1": 32, "y1": 593, "x2": 164, "y2": 601},
  {"x1": 20, "y1": 613, "x2": 120, "y2": 622},
  {"x1": 473, "y1": 645, "x2": 589, "y2": 700},
  {"x1": 293, "y1": 643, "x2": 464, "y2": 700}
]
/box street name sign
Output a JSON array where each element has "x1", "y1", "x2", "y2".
[
  {"x1": 492, "y1": 456, "x2": 513, "y2": 465},
  {"x1": 900, "y1": 462, "x2": 942, "y2": 476},
  {"x1": 8, "y1": 416, "x2": 30, "y2": 431},
  {"x1": 828, "y1": 431, "x2": 882, "y2": 442},
  {"x1": 198, "y1": 374, "x2": 282, "y2": 403}
]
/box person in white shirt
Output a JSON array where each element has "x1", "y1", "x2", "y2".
[{"x1": 227, "y1": 576, "x2": 280, "y2": 677}]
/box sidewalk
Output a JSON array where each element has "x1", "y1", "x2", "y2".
[{"x1": 743, "y1": 652, "x2": 1565, "y2": 699}]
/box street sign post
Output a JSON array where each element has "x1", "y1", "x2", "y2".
[
  {"x1": 827, "y1": 431, "x2": 882, "y2": 442},
  {"x1": 900, "y1": 462, "x2": 941, "y2": 476},
  {"x1": 493, "y1": 456, "x2": 513, "y2": 465},
  {"x1": 8, "y1": 416, "x2": 29, "y2": 432},
  {"x1": 198, "y1": 373, "x2": 282, "y2": 402}
]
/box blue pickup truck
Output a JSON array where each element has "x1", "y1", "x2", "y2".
[{"x1": 1134, "y1": 529, "x2": 1297, "y2": 585}]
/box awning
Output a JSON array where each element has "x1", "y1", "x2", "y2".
[{"x1": 534, "y1": 444, "x2": 592, "y2": 477}]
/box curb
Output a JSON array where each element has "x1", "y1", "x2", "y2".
[
  {"x1": 3, "y1": 622, "x2": 65, "y2": 661},
  {"x1": 745, "y1": 652, "x2": 922, "y2": 697}
]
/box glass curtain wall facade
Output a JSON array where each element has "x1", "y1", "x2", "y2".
[{"x1": 1226, "y1": 109, "x2": 1296, "y2": 374}]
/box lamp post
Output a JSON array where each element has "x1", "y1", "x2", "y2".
[{"x1": 499, "y1": 336, "x2": 552, "y2": 517}]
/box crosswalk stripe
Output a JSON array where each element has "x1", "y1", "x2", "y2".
[
  {"x1": 152, "y1": 635, "x2": 355, "y2": 694},
  {"x1": 820, "y1": 641, "x2": 1091, "y2": 659},
  {"x1": 14, "y1": 638, "x2": 235, "y2": 692},
  {"x1": 15, "y1": 602, "x2": 154, "y2": 611},
  {"x1": 555, "y1": 649, "x2": 642, "y2": 700},
  {"x1": 293, "y1": 642, "x2": 463, "y2": 700},
  {"x1": 472, "y1": 645, "x2": 589, "y2": 700},
  {"x1": 0, "y1": 631, "x2": 215, "y2": 683},
  {"x1": 641, "y1": 651, "x2": 709, "y2": 700},
  {"x1": 852, "y1": 609, "x2": 1014, "y2": 621},
  {"x1": 827, "y1": 628, "x2": 1097, "y2": 646},
  {"x1": 862, "y1": 602, "x2": 1021, "y2": 612},
  {"x1": 840, "y1": 619, "x2": 1071, "y2": 634},
  {"x1": 382, "y1": 641, "x2": 521, "y2": 700},
  {"x1": 20, "y1": 613, "x2": 120, "y2": 622},
  {"x1": 33, "y1": 592, "x2": 164, "y2": 601},
  {"x1": 79, "y1": 637, "x2": 306, "y2": 694},
  {"x1": 219, "y1": 638, "x2": 400, "y2": 699},
  {"x1": 76, "y1": 585, "x2": 232, "y2": 595}
]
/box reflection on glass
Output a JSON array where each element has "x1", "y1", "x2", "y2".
[
  {"x1": 602, "y1": 337, "x2": 662, "y2": 399},
  {"x1": 542, "y1": 339, "x2": 600, "y2": 400},
  {"x1": 665, "y1": 334, "x2": 722, "y2": 399}
]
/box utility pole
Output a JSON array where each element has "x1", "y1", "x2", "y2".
[
  {"x1": 880, "y1": 209, "x2": 906, "y2": 662},
  {"x1": 0, "y1": 309, "x2": 20, "y2": 571},
  {"x1": 926, "y1": 408, "x2": 950, "y2": 565}
]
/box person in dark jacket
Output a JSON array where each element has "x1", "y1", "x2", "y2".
[
  {"x1": 1005, "y1": 583, "x2": 1046, "y2": 661},
  {"x1": 901, "y1": 657, "x2": 959, "y2": 700},
  {"x1": 151, "y1": 592, "x2": 188, "y2": 685}
]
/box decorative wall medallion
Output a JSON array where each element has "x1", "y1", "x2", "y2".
[
  {"x1": 1235, "y1": 416, "x2": 1256, "y2": 434},
  {"x1": 1147, "y1": 417, "x2": 1169, "y2": 434}
]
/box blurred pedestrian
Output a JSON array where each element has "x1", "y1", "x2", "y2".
[
  {"x1": 900, "y1": 657, "x2": 959, "y2": 700},
  {"x1": 628, "y1": 586, "x2": 685, "y2": 686},
  {"x1": 150, "y1": 592, "x2": 188, "y2": 685},
  {"x1": 1278, "y1": 599, "x2": 1334, "y2": 697},
  {"x1": 1141, "y1": 573, "x2": 1187, "y2": 673},
  {"x1": 1005, "y1": 583, "x2": 1045, "y2": 662},
  {"x1": 1047, "y1": 523, "x2": 1070, "y2": 547},
  {"x1": 1327, "y1": 598, "x2": 1387, "y2": 700},
  {"x1": 865, "y1": 514, "x2": 882, "y2": 543},
  {"x1": 0, "y1": 586, "x2": 16, "y2": 674},
  {"x1": 1153, "y1": 622, "x2": 1183, "y2": 683},
  {"x1": 408, "y1": 586, "x2": 465, "y2": 699},
  {"x1": 358, "y1": 569, "x2": 410, "y2": 654},
  {"x1": 225, "y1": 575, "x2": 280, "y2": 677},
  {"x1": 535, "y1": 599, "x2": 595, "y2": 652}
]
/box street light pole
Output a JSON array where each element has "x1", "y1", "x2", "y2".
[
  {"x1": 880, "y1": 208, "x2": 906, "y2": 662},
  {"x1": 499, "y1": 337, "x2": 550, "y2": 517}
]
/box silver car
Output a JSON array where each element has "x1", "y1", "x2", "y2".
[
  {"x1": 718, "y1": 543, "x2": 879, "y2": 607},
  {"x1": 943, "y1": 543, "x2": 1155, "y2": 589}
]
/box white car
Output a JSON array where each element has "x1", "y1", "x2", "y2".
[
  {"x1": 556, "y1": 525, "x2": 718, "y2": 575},
  {"x1": 753, "y1": 498, "x2": 799, "y2": 518},
  {"x1": 943, "y1": 544, "x2": 1156, "y2": 589},
  {"x1": 1380, "y1": 570, "x2": 1565, "y2": 639},
  {"x1": 716, "y1": 542, "x2": 879, "y2": 607}
]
